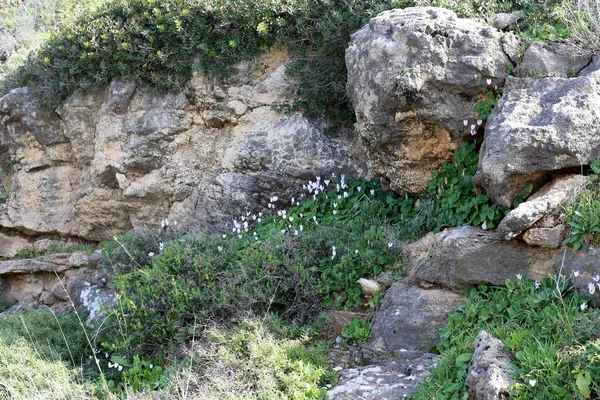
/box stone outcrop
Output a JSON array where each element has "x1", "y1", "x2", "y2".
[
  {"x1": 362, "y1": 281, "x2": 466, "y2": 363},
  {"x1": 407, "y1": 226, "x2": 555, "y2": 290},
  {"x1": 516, "y1": 42, "x2": 593, "y2": 78},
  {"x1": 497, "y1": 174, "x2": 588, "y2": 240},
  {"x1": 466, "y1": 330, "x2": 516, "y2": 400},
  {"x1": 474, "y1": 70, "x2": 600, "y2": 208},
  {"x1": 0, "y1": 250, "x2": 114, "y2": 324},
  {"x1": 346, "y1": 7, "x2": 519, "y2": 193},
  {"x1": 0, "y1": 50, "x2": 369, "y2": 241}
]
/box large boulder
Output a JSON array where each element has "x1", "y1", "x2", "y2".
[
  {"x1": 0, "y1": 49, "x2": 369, "y2": 240},
  {"x1": 474, "y1": 71, "x2": 600, "y2": 208},
  {"x1": 346, "y1": 7, "x2": 519, "y2": 193},
  {"x1": 407, "y1": 226, "x2": 555, "y2": 290}
]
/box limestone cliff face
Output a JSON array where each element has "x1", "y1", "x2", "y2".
[{"x1": 0, "y1": 50, "x2": 370, "y2": 241}]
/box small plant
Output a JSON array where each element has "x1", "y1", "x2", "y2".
[
  {"x1": 474, "y1": 85, "x2": 503, "y2": 122},
  {"x1": 341, "y1": 317, "x2": 372, "y2": 345},
  {"x1": 562, "y1": 186, "x2": 600, "y2": 252}
]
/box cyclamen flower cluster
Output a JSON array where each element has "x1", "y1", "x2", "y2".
[{"x1": 217, "y1": 173, "x2": 394, "y2": 258}]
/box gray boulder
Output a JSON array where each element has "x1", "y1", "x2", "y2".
[
  {"x1": 362, "y1": 280, "x2": 466, "y2": 363},
  {"x1": 466, "y1": 330, "x2": 516, "y2": 400},
  {"x1": 407, "y1": 226, "x2": 555, "y2": 290},
  {"x1": 497, "y1": 174, "x2": 588, "y2": 240},
  {"x1": 522, "y1": 225, "x2": 566, "y2": 248},
  {"x1": 346, "y1": 7, "x2": 519, "y2": 194},
  {"x1": 516, "y1": 41, "x2": 593, "y2": 78},
  {"x1": 474, "y1": 72, "x2": 600, "y2": 207}
]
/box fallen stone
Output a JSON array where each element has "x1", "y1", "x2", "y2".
[
  {"x1": 357, "y1": 278, "x2": 382, "y2": 296},
  {"x1": 362, "y1": 281, "x2": 465, "y2": 363},
  {"x1": 522, "y1": 225, "x2": 566, "y2": 248},
  {"x1": 474, "y1": 72, "x2": 600, "y2": 207},
  {"x1": 346, "y1": 6, "x2": 518, "y2": 193},
  {"x1": 466, "y1": 330, "x2": 516, "y2": 400},
  {"x1": 516, "y1": 41, "x2": 593, "y2": 78},
  {"x1": 497, "y1": 174, "x2": 588, "y2": 240},
  {"x1": 407, "y1": 226, "x2": 554, "y2": 290}
]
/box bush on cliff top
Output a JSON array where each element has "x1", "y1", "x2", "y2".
[{"x1": 3, "y1": 0, "x2": 573, "y2": 125}]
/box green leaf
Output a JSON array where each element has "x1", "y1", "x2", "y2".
[
  {"x1": 576, "y1": 372, "x2": 592, "y2": 399},
  {"x1": 455, "y1": 352, "x2": 473, "y2": 367}
]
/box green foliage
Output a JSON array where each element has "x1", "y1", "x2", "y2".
[
  {"x1": 104, "y1": 178, "x2": 404, "y2": 354},
  {"x1": 560, "y1": 0, "x2": 600, "y2": 52},
  {"x1": 101, "y1": 353, "x2": 167, "y2": 394},
  {"x1": 0, "y1": 309, "x2": 90, "y2": 367},
  {"x1": 415, "y1": 277, "x2": 600, "y2": 399},
  {"x1": 420, "y1": 141, "x2": 503, "y2": 231},
  {"x1": 341, "y1": 317, "x2": 372, "y2": 345},
  {"x1": 474, "y1": 86, "x2": 503, "y2": 122},
  {"x1": 7, "y1": 0, "x2": 412, "y2": 125},
  {"x1": 191, "y1": 316, "x2": 337, "y2": 400},
  {"x1": 563, "y1": 185, "x2": 600, "y2": 252}
]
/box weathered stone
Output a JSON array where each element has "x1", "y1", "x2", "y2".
[
  {"x1": 357, "y1": 278, "x2": 382, "y2": 296},
  {"x1": 408, "y1": 226, "x2": 554, "y2": 290},
  {"x1": 362, "y1": 281, "x2": 465, "y2": 363},
  {"x1": 466, "y1": 330, "x2": 516, "y2": 400},
  {"x1": 580, "y1": 56, "x2": 600, "y2": 76},
  {"x1": 517, "y1": 42, "x2": 593, "y2": 78},
  {"x1": 474, "y1": 73, "x2": 600, "y2": 208},
  {"x1": 0, "y1": 50, "x2": 368, "y2": 240},
  {"x1": 497, "y1": 174, "x2": 588, "y2": 240},
  {"x1": 0, "y1": 232, "x2": 29, "y2": 257},
  {"x1": 327, "y1": 355, "x2": 439, "y2": 400},
  {"x1": 554, "y1": 247, "x2": 600, "y2": 307},
  {"x1": 492, "y1": 11, "x2": 525, "y2": 30},
  {"x1": 346, "y1": 7, "x2": 519, "y2": 193},
  {"x1": 522, "y1": 225, "x2": 566, "y2": 248}
]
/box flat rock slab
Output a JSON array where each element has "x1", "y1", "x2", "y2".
[
  {"x1": 362, "y1": 281, "x2": 465, "y2": 363},
  {"x1": 327, "y1": 354, "x2": 439, "y2": 400}
]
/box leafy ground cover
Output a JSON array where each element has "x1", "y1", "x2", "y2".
[{"x1": 415, "y1": 277, "x2": 600, "y2": 399}]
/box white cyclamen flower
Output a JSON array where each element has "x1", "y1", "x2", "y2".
[
  {"x1": 589, "y1": 282, "x2": 596, "y2": 295},
  {"x1": 574, "y1": 270, "x2": 580, "y2": 277},
  {"x1": 217, "y1": 246, "x2": 223, "y2": 252},
  {"x1": 581, "y1": 302, "x2": 588, "y2": 311},
  {"x1": 516, "y1": 274, "x2": 523, "y2": 280},
  {"x1": 148, "y1": 252, "x2": 155, "y2": 257},
  {"x1": 528, "y1": 379, "x2": 536, "y2": 387},
  {"x1": 486, "y1": 78, "x2": 492, "y2": 85}
]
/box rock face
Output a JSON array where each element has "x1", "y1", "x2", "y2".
[
  {"x1": 407, "y1": 226, "x2": 555, "y2": 290},
  {"x1": 497, "y1": 174, "x2": 588, "y2": 240},
  {"x1": 466, "y1": 330, "x2": 516, "y2": 400},
  {"x1": 362, "y1": 281, "x2": 466, "y2": 362},
  {"x1": 474, "y1": 71, "x2": 600, "y2": 208},
  {"x1": 0, "y1": 50, "x2": 368, "y2": 241},
  {"x1": 0, "y1": 251, "x2": 115, "y2": 324},
  {"x1": 346, "y1": 7, "x2": 519, "y2": 193}
]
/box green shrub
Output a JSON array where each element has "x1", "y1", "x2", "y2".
[
  {"x1": 104, "y1": 178, "x2": 404, "y2": 354},
  {"x1": 415, "y1": 277, "x2": 600, "y2": 399},
  {"x1": 8, "y1": 0, "x2": 412, "y2": 126}
]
